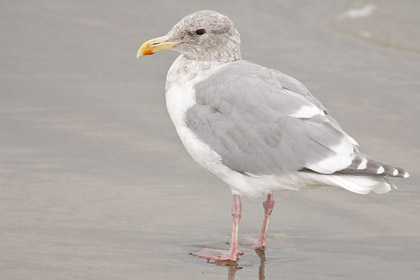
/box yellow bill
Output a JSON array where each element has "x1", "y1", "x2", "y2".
[{"x1": 137, "y1": 35, "x2": 178, "y2": 57}]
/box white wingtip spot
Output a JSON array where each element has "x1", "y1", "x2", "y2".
[
  {"x1": 403, "y1": 171, "x2": 410, "y2": 178},
  {"x1": 357, "y1": 158, "x2": 367, "y2": 169},
  {"x1": 376, "y1": 166, "x2": 385, "y2": 174},
  {"x1": 287, "y1": 105, "x2": 320, "y2": 119},
  {"x1": 392, "y1": 169, "x2": 398, "y2": 176}
]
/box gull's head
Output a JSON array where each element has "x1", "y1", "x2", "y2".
[{"x1": 137, "y1": 10, "x2": 241, "y2": 62}]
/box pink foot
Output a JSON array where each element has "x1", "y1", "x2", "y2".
[
  {"x1": 192, "y1": 248, "x2": 244, "y2": 261},
  {"x1": 245, "y1": 237, "x2": 265, "y2": 250},
  {"x1": 192, "y1": 195, "x2": 244, "y2": 262}
]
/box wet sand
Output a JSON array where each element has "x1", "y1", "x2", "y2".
[{"x1": 1, "y1": 0, "x2": 419, "y2": 279}]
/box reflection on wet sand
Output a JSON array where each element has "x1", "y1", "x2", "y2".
[
  {"x1": 254, "y1": 249, "x2": 266, "y2": 280},
  {"x1": 204, "y1": 248, "x2": 267, "y2": 280}
]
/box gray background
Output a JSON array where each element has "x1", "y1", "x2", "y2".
[{"x1": 1, "y1": 0, "x2": 419, "y2": 279}]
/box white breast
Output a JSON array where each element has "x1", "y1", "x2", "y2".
[
  {"x1": 165, "y1": 56, "x2": 229, "y2": 175},
  {"x1": 166, "y1": 82, "x2": 224, "y2": 172}
]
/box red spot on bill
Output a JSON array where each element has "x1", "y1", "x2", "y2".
[{"x1": 143, "y1": 49, "x2": 154, "y2": 55}]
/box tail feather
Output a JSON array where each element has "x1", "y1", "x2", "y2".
[
  {"x1": 337, "y1": 153, "x2": 409, "y2": 178},
  {"x1": 300, "y1": 172, "x2": 393, "y2": 194}
]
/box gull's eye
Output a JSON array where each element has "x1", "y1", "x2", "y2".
[{"x1": 195, "y1": 28, "x2": 206, "y2": 36}]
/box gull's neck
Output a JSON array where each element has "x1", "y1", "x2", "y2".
[{"x1": 166, "y1": 54, "x2": 231, "y2": 91}]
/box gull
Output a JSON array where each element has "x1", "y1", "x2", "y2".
[{"x1": 137, "y1": 10, "x2": 409, "y2": 261}]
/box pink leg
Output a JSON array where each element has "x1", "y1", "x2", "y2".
[
  {"x1": 192, "y1": 195, "x2": 244, "y2": 261},
  {"x1": 249, "y1": 194, "x2": 274, "y2": 249}
]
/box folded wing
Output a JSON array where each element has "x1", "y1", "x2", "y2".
[{"x1": 186, "y1": 61, "x2": 407, "y2": 178}]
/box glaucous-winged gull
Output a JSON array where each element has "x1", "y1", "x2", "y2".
[{"x1": 137, "y1": 10, "x2": 409, "y2": 261}]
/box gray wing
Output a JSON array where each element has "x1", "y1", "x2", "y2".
[{"x1": 186, "y1": 61, "x2": 403, "y2": 177}]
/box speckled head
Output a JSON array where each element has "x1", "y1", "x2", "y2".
[{"x1": 138, "y1": 10, "x2": 241, "y2": 62}]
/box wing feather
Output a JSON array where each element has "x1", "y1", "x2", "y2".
[{"x1": 186, "y1": 61, "x2": 357, "y2": 176}]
